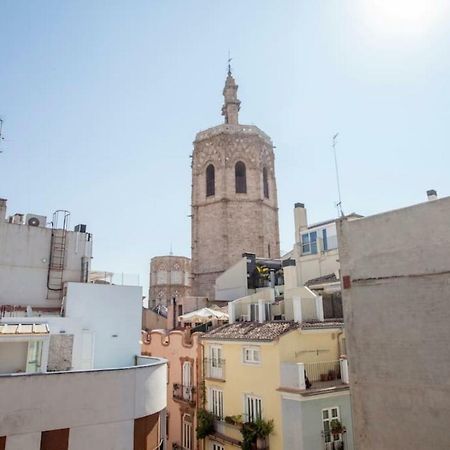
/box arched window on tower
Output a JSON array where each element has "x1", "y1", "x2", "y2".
[
  {"x1": 263, "y1": 167, "x2": 269, "y2": 199},
  {"x1": 206, "y1": 164, "x2": 215, "y2": 197},
  {"x1": 235, "y1": 161, "x2": 247, "y2": 194}
]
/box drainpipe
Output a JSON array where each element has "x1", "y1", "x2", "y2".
[{"x1": 172, "y1": 296, "x2": 177, "y2": 330}]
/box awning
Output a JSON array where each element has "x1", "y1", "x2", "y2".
[
  {"x1": 178, "y1": 307, "x2": 229, "y2": 323},
  {"x1": 0, "y1": 323, "x2": 50, "y2": 335}
]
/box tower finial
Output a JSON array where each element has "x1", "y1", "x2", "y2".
[{"x1": 222, "y1": 57, "x2": 240, "y2": 125}]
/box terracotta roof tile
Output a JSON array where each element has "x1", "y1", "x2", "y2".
[{"x1": 201, "y1": 321, "x2": 299, "y2": 341}]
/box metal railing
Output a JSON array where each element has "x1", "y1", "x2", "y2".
[
  {"x1": 304, "y1": 360, "x2": 341, "y2": 383},
  {"x1": 172, "y1": 383, "x2": 195, "y2": 404},
  {"x1": 204, "y1": 358, "x2": 225, "y2": 380}
]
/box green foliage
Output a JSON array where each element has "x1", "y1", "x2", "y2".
[
  {"x1": 240, "y1": 418, "x2": 274, "y2": 450},
  {"x1": 225, "y1": 414, "x2": 243, "y2": 426},
  {"x1": 330, "y1": 419, "x2": 345, "y2": 435},
  {"x1": 196, "y1": 408, "x2": 215, "y2": 439}
]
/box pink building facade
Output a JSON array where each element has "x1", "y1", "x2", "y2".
[{"x1": 142, "y1": 330, "x2": 201, "y2": 450}]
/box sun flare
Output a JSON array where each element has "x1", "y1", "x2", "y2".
[{"x1": 363, "y1": 0, "x2": 449, "y2": 36}]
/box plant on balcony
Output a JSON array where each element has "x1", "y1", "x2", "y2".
[
  {"x1": 330, "y1": 419, "x2": 346, "y2": 437},
  {"x1": 225, "y1": 414, "x2": 243, "y2": 426},
  {"x1": 240, "y1": 418, "x2": 274, "y2": 450},
  {"x1": 196, "y1": 408, "x2": 215, "y2": 439}
]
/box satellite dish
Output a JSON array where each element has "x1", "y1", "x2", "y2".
[{"x1": 28, "y1": 217, "x2": 40, "y2": 227}]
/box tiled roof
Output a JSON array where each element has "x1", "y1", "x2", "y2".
[
  {"x1": 305, "y1": 273, "x2": 339, "y2": 287},
  {"x1": 301, "y1": 320, "x2": 344, "y2": 330},
  {"x1": 202, "y1": 321, "x2": 299, "y2": 341}
]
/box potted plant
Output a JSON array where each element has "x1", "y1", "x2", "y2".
[
  {"x1": 254, "y1": 418, "x2": 274, "y2": 449},
  {"x1": 330, "y1": 419, "x2": 345, "y2": 438},
  {"x1": 240, "y1": 418, "x2": 274, "y2": 450}
]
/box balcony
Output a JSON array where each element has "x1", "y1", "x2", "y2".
[
  {"x1": 304, "y1": 360, "x2": 341, "y2": 383},
  {"x1": 279, "y1": 359, "x2": 349, "y2": 395},
  {"x1": 172, "y1": 383, "x2": 196, "y2": 405},
  {"x1": 204, "y1": 358, "x2": 225, "y2": 380}
]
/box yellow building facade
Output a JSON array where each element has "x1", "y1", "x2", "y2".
[{"x1": 201, "y1": 321, "x2": 348, "y2": 450}]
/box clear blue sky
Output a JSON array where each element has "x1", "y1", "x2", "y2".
[{"x1": 2, "y1": 1, "x2": 450, "y2": 295}]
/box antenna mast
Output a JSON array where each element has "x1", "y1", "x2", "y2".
[
  {"x1": 332, "y1": 133, "x2": 344, "y2": 217},
  {"x1": 0, "y1": 118, "x2": 4, "y2": 154}
]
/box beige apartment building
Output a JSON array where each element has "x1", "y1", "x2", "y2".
[{"x1": 337, "y1": 191, "x2": 450, "y2": 450}]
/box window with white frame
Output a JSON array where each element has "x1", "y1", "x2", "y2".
[
  {"x1": 322, "y1": 407, "x2": 341, "y2": 444},
  {"x1": 301, "y1": 231, "x2": 318, "y2": 255},
  {"x1": 243, "y1": 346, "x2": 261, "y2": 364},
  {"x1": 211, "y1": 443, "x2": 225, "y2": 450},
  {"x1": 209, "y1": 387, "x2": 224, "y2": 419},
  {"x1": 244, "y1": 394, "x2": 262, "y2": 422},
  {"x1": 182, "y1": 414, "x2": 192, "y2": 449}
]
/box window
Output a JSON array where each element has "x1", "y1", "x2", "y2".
[
  {"x1": 40, "y1": 429, "x2": 69, "y2": 450},
  {"x1": 301, "y1": 231, "x2": 317, "y2": 255},
  {"x1": 243, "y1": 346, "x2": 261, "y2": 364},
  {"x1": 209, "y1": 345, "x2": 224, "y2": 379},
  {"x1": 244, "y1": 395, "x2": 262, "y2": 422},
  {"x1": 182, "y1": 361, "x2": 192, "y2": 401},
  {"x1": 206, "y1": 164, "x2": 215, "y2": 197},
  {"x1": 249, "y1": 303, "x2": 259, "y2": 321},
  {"x1": 182, "y1": 414, "x2": 192, "y2": 450},
  {"x1": 235, "y1": 161, "x2": 247, "y2": 193},
  {"x1": 211, "y1": 444, "x2": 225, "y2": 450},
  {"x1": 322, "y1": 228, "x2": 328, "y2": 252},
  {"x1": 263, "y1": 167, "x2": 269, "y2": 198},
  {"x1": 209, "y1": 388, "x2": 224, "y2": 419},
  {"x1": 322, "y1": 407, "x2": 341, "y2": 444}
]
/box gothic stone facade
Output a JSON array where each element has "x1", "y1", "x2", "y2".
[
  {"x1": 149, "y1": 255, "x2": 191, "y2": 308},
  {"x1": 191, "y1": 72, "x2": 280, "y2": 299}
]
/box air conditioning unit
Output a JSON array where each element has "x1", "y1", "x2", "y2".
[{"x1": 25, "y1": 214, "x2": 47, "y2": 227}]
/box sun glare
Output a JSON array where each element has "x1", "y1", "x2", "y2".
[{"x1": 363, "y1": 0, "x2": 449, "y2": 36}]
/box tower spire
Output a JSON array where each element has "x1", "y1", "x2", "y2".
[{"x1": 222, "y1": 58, "x2": 240, "y2": 125}]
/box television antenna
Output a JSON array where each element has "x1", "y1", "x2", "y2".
[
  {"x1": 0, "y1": 118, "x2": 4, "y2": 154},
  {"x1": 332, "y1": 133, "x2": 344, "y2": 217}
]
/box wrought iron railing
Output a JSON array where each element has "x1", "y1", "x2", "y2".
[
  {"x1": 172, "y1": 383, "x2": 195, "y2": 404},
  {"x1": 304, "y1": 360, "x2": 341, "y2": 383}
]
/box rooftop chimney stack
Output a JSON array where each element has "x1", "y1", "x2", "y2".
[
  {"x1": 427, "y1": 189, "x2": 437, "y2": 201},
  {"x1": 294, "y1": 203, "x2": 308, "y2": 244},
  {"x1": 0, "y1": 198, "x2": 6, "y2": 222}
]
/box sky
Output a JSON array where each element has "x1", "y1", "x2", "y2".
[{"x1": 2, "y1": 0, "x2": 450, "y2": 296}]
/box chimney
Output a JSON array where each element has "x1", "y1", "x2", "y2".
[
  {"x1": 294, "y1": 203, "x2": 308, "y2": 243},
  {"x1": 0, "y1": 198, "x2": 6, "y2": 222},
  {"x1": 427, "y1": 189, "x2": 437, "y2": 201},
  {"x1": 282, "y1": 258, "x2": 298, "y2": 290}
]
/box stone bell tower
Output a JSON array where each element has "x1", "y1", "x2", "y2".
[{"x1": 191, "y1": 67, "x2": 280, "y2": 299}]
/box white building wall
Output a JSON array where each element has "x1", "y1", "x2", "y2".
[
  {"x1": 64, "y1": 283, "x2": 142, "y2": 369},
  {"x1": 0, "y1": 358, "x2": 167, "y2": 448},
  {"x1": 5, "y1": 433, "x2": 40, "y2": 450},
  {"x1": 68, "y1": 420, "x2": 134, "y2": 450},
  {"x1": 0, "y1": 221, "x2": 92, "y2": 307}
]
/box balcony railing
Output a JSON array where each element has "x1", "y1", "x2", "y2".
[
  {"x1": 304, "y1": 360, "x2": 341, "y2": 383},
  {"x1": 204, "y1": 358, "x2": 225, "y2": 380},
  {"x1": 172, "y1": 383, "x2": 196, "y2": 404},
  {"x1": 323, "y1": 434, "x2": 344, "y2": 450}
]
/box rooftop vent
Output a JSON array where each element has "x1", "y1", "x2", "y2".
[{"x1": 427, "y1": 189, "x2": 437, "y2": 201}]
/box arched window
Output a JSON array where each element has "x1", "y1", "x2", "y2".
[
  {"x1": 235, "y1": 161, "x2": 247, "y2": 194},
  {"x1": 263, "y1": 167, "x2": 269, "y2": 199},
  {"x1": 206, "y1": 164, "x2": 215, "y2": 197}
]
